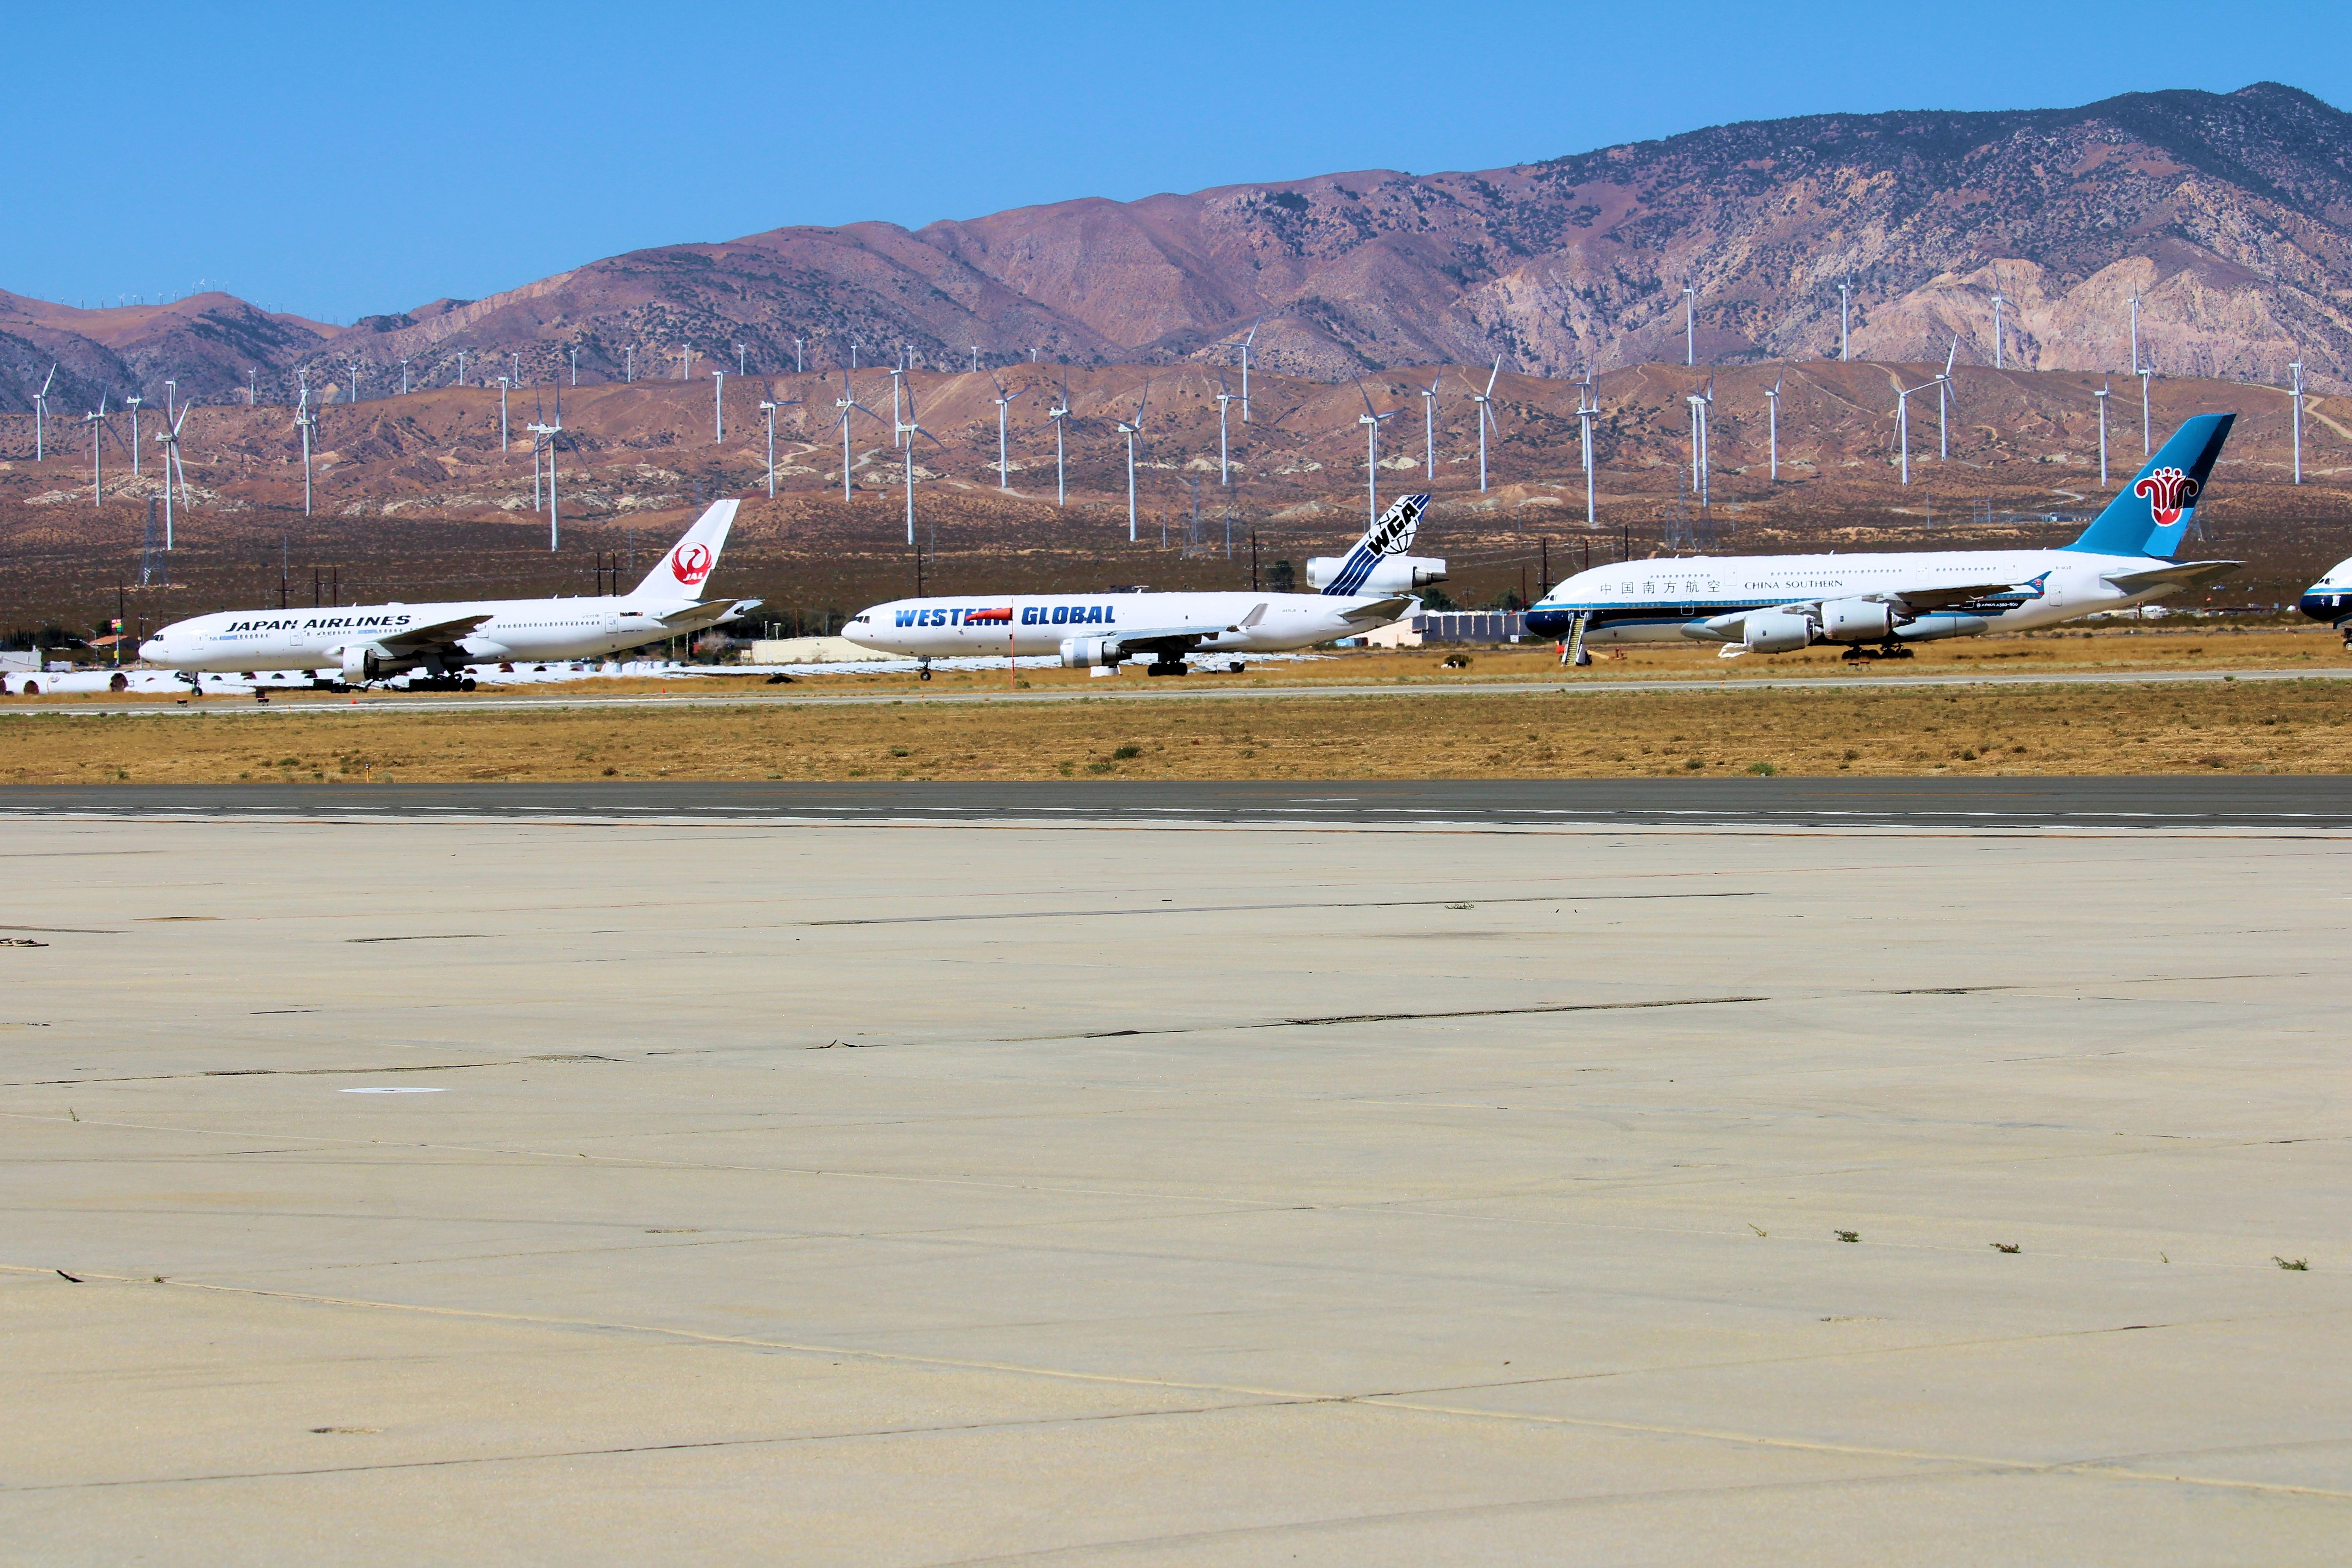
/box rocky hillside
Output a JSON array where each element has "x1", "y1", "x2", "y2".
[{"x1": 5, "y1": 83, "x2": 2349, "y2": 414}]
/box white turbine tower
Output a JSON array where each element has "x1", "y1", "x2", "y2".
[
  {"x1": 1575, "y1": 370, "x2": 1599, "y2": 526},
  {"x1": 1838, "y1": 279, "x2": 1852, "y2": 362},
  {"x1": 712, "y1": 370, "x2": 726, "y2": 443},
  {"x1": 1936, "y1": 337, "x2": 1958, "y2": 460},
  {"x1": 2094, "y1": 379, "x2": 2112, "y2": 486},
  {"x1": 1895, "y1": 370, "x2": 1942, "y2": 486},
  {"x1": 1686, "y1": 379, "x2": 1713, "y2": 507},
  {"x1": 33, "y1": 363, "x2": 54, "y2": 460},
  {"x1": 2288, "y1": 354, "x2": 2305, "y2": 485},
  {"x1": 1467, "y1": 357, "x2": 1503, "y2": 492},
  {"x1": 833, "y1": 370, "x2": 880, "y2": 503},
  {"x1": 622, "y1": 346, "x2": 633, "y2": 384},
  {"x1": 1116, "y1": 383, "x2": 1149, "y2": 543},
  {"x1": 1226, "y1": 318, "x2": 1259, "y2": 422},
  {"x1": 456, "y1": 349, "x2": 467, "y2": 388},
  {"x1": 896, "y1": 378, "x2": 946, "y2": 547},
  {"x1": 155, "y1": 398, "x2": 194, "y2": 548},
  {"x1": 1988, "y1": 278, "x2": 2007, "y2": 371},
  {"x1": 497, "y1": 375, "x2": 510, "y2": 452},
  {"x1": 1047, "y1": 369, "x2": 1072, "y2": 506},
  {"x1": 2129, "y1": 290, "x2": 2142, "y2": 376},
  {"x1": 1352, "y1": 377, "x2": 1399, "y2": 526},
  {"x1": 1764, "y1": 372, "x2": 1783, "y2": 481},
  {"x1": 2140, "y1": 360, "x2": 2156, "y2": 455},
  {"x1": 82, "y1": 395, "x2": 110, "y2": 506},
  {"x1": 294, "y1": 383, "x2": 318, "y2": 515},
  {"x1": 989, "y1": 372, "x2": 1025, "y2": 490},
  {"x1": 1214, "y1": 369, "x2": 1237, "y2": 486},
  {"x1": 735, "y1": 343, "x2": 748, "y2": 377},
  {"x1": 1683, "y1": 285, "x2": 1697, "y2": 365},
  {"x1": 1416, "y1": 372, "x2": 1442, "y2": 482},
  {"x1": 400, "y1": 358, "x2": 411, "y2": 395},
  {"x1": 125, "y1": 395, "x2": 142, "y2": 477},
  {"x1": 793, "y1": 337, "x2": 804, "y2": 374},
  {"x1": 887, "y1": 363, "x2": 904, "y2": 448},
  {"x1": 569, "y1": 346, "x2": 579, "y2": 387}
]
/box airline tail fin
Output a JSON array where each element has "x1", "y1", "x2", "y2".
[
  {"x1": 632, "y1": 499, "x2": 739, "y2": 599},
  {"x1": 1320, "y1": 493, "x2": 1431, "y2": 596},
  {"x1": 2066, "y1": 414, "x2": 2234, "y2": 559}
]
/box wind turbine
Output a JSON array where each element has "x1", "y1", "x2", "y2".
[
  {"x1": 1214, "y1": 369, "x2": 1236, "y2": 486},
  {"x1": 713, "y1": 369, "x2": 726, "y2": 443},
  {"x1": 833, "y1": 371, "x2": 880, "y2": 502},
  {"x1": 156, "y1": 398, "x2": 194, "y2": 548},
  {"x1": 887, "y1": 363, "x2": 904, "y2": 448},
  {"x1": 2288, "y1": 355, "x2": 2305, "y2": 485},
  {"x1": 989, "y1": 373, "x2": 1025, "y2": 490},
  {"x1": 1936, "y1": 337, "x2": 1958, "y2": 460},
  {"x1": 347, "y1": 359, "x2": 363, "y2": 403},
  {"x1": 525, "y1": 399, "x2": 564, "y2": 550},
  {"x1": 294, "y1": 382, "x2": 318, "y2": 514},
  {"x1": 497, "y1": 375, "x2": 510, "y2": 451},
  {"x1": 82, "y1": 396, "x2": 110, "y2": 506},
  {"x1": 758, "y1": 396, "x2": 800, "y2": 497},
  {"x1": 1232, "y1": 318, "x2": 1259, "y2": 422},
  {"x1": 1467, "y1": 358, "x2": 1503, "y2": 492},
  {"x1": 33, "y1": 364, "x2": 54, "y2": 460},
  {"x1": 793, "y1": 337, "x2": 804, "y2": 374},
  {"x1": 1116, "y1": 383, "x2": 1149, "y2": 543},
  {"x1": 569, "y1": 347, "x2": 578, "y2": 387},
  {"x1": 970, "y1": 345, "x2": 980, "y2": 373},
  {"x1": 1988, "y1": 278, "x2": 2007, "y2": 371},
  {"x1": 1352, "y1": 376, "x2": 1399, "y2": 526},
  {"x1": 896, "y1": 378, "x2": 946, "y2": 547},
  {"x1": 1683, "y1": 285, "x2": 1697, "y2": 365},
  {"x1": 1047, "y1": 369, "x2": 1072, "y2": 506},
  {"x1": 125, "y1": 395, "x2": 143, "y2": 477},
  {"x1": 735, "y1": 343, "x2": 748, "y2": 377},
  {"x1": 1764, "y1": 372, "x2": 1783, "y2": 481},
  {"x1": 2140, "y1": 360, "x2": 2156, "y2": 455},
  {"x1": 2094, "y1": 380, "x2": 2112, "y2": 486},
  {"x1": 1686, "y1": 379, "x2": 1713, "y2": 507},
  {"x1": 457, "y1": 350, "x2": 468, "y2": 388},
  {"x1": 1838, "y1": 279, "x2": 1852, "y2": 362},
  {"x1": 622, "y1": 346, "x2": 632, "y2": 384},
  {"x1": 1416, "y1": 372, "x2": 1442, "y2": 482},
  {"x1": 1575, "y1": 370, "x2": 1599, "y2": 526},
  {"x1": 1895, "y1": 370, "x2": 1942, "y2": 486},
  {"x1": 2128, "y1": 290, "x2": 2142, "y2": 375}
]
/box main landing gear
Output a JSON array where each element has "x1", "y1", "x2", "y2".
[
  {"x1": 1839, "y1": 643, "x2": 1915, "y2": 662},
  {"x1": 917, "y1": 658, "x2": 933, "y2": 682},
  {"x1": 1145, "y1": 661, "x2": 1188, "y2": 677}
]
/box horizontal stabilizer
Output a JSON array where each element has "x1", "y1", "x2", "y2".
[
  {"x1": 1338, "y1": 595, "x2": 1413, "y2": 624},
  {"x1": 2100, "y1": 559, "x2": 2241, "y2": 595},
  {"x1": 655, "y1": 597, "x2": 762, "y2": 629}
]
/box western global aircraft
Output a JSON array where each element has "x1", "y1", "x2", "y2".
[
  {"x1": 140, "y1": 501, "x2": 758, "y2": 688},
  {"x1": 2298, "y1": 554, "x2": 2352, "y2": 646},
  {"x1": 841, "y1": 494, "x2": 1443, "y2": 678},
  {"x1": 1528, "y1": 415, "x2": 2242, "y2": 663}
]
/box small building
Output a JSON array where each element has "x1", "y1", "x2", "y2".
[
  {"x1": 1370, "y1": 612, "x2": 1529, "y2": 648},
  {"x1": 742, "y1": 637, "x2": 904, "y2": 664}
]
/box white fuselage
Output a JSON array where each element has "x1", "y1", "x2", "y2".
[
  {"x1": 140, "y1": 595, "x2": 702, "y2": 673},
  {"x1": 842, "y1": 591, "x2": 1405, "y2": 659},
  {"x1": 1530, "y1": 548, "x2": 2189, "y2": 646}
]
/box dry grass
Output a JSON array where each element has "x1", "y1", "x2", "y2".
[{"x1": 6, "y1": 669, "x2": 2350, "y2": 784}]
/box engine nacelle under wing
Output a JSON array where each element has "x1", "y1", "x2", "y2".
[
  {"x1": 1305, "y1": 555, "x2": 1448, "y2": 592},
  {"x1": 1058, "y1": 635, "x2": 1125, "y2": 669},
  {"x1": 337, "y1": 643, "x2": 393, "y2": 681},
  {"x1": 1820, "y1": 598, "x2": 1900, "y2": 642},
  {"x1": 1742, "y1": 609, "x2": 1816, "y2": 654}
]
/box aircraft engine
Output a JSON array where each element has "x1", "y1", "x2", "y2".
[
  {"x1": 337, "y1": 643, "x2": 393, "y2": 681},
  {"x1": 1058, "y1": 635, "x2": 1126, "y2": 669},
  {"x1": 1742, "y1": 610, "x2": 1816, "y2": 654},
  {"x1": 1820, "y1": 598, "x2": 1899, "y2": 642},
  {"x1": 1305, "y1": 555, "x2": 1448, "y2": 593}
]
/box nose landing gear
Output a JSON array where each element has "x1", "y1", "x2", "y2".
[{"x1": 917, "y1": 658, "x2": 933, "y2": 682}]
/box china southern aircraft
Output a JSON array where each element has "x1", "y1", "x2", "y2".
[
  {"x1": 1528, "y1": 415, "x2": 2241, "y2": 662},
  {"x1": 2298, "y1": 554, "x2": 2352, "y2": 646},
  {"x1": 841, "y1": 494, "x2": 1443, "y2": 678},
  {"x1": 140, "y1": 501, "x2": 758, "y2": 688}
]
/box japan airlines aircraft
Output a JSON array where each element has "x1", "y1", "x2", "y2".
[
  {"x1": 1528, "y1": 415, "x2": 2243, "y2": 662},
  {"x1": 2298, "y1": 555, "x2": 2352, "y2": 646},
  {"x1": 140, "y1": 501, "x2": 758, "y2": 686},
  {"x1": 841, "y1": 494, "x2": 1442, "y2": 678}
]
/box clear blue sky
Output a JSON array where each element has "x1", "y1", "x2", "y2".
[{"x1": 10, "y1": 1, "x2": 2348, "y2": 324}]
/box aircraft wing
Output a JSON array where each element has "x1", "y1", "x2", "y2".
[
  {"x1": 652, "y1": 597, "x2": 763, "y2": 630},
  {"x1": 1336, "y1": 595, "x2": 1413, "y2": 624},
  {"x1": 1102, "y1": 622, "x2": 1231, "y2": 656},
  {"x1": 2101, "y1": 560, "x2": 2241, "y2": 595},
  {"x1": 1881, "y1": 581, "x2": 2035, "y2": 612},
  {"x1": 376, "y1": 612, "x2": 496, "y2": 651}
]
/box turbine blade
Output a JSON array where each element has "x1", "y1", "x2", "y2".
[{"x1": 1484, "y1": 356, "x2": 1501, "y2": 395}]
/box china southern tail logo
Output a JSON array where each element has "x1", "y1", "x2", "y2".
[
  {"x1": 672, "y1": 543, "x2": 714, "y2": 586},
  {"x1": 2133, "y1": 466, "x2": 2198, "y2": 526}
]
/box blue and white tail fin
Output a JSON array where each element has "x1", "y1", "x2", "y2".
[
  {"x1": 1319, "y1": 493, "x2": 1431, "y2": 596},
  {"x1": 632, "y1": 499, "x2": 739, "y2": 599},
  {"x1": 2066, "y1": 414, "x2": 2234, "y2": 559}
]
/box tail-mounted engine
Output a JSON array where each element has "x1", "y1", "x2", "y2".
[{"x1": 1305, "y1": 555, "x2": 1448, "y2": 593}]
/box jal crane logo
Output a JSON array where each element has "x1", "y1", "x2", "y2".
[
  {"x1": 2132, "y1": 466, "x2": 2199, "y2": 527},
  {"x1": 671, "y1": 542, "x2": 714, "y2": 587}
]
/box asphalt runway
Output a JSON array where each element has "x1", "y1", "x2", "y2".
[
  {"x1": 4, "y1": 775, "x2": 2349, "y2": 830},
  {"x1": 4, "y1": 807, "x2": 2345, "y2": 1563},
  {"x1": 10, "y1": 661, "x2": 2351, "y2": 719}
]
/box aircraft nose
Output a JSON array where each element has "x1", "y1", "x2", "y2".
[{"x1": 138, "y1": 637, "x2": 163, "y2": 660}]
